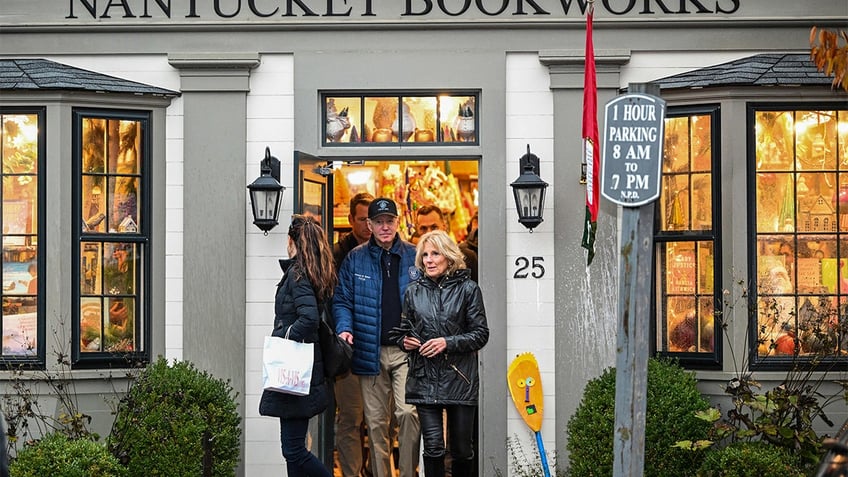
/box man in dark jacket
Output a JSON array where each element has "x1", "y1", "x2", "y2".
[
  {"x1": 334, "y1": 198, "x2": 420, "y2": 477},
  {"x1": 331, "y1": 192, "x2": 372, "y2": 477},
  {"x1": 414, "y1": 205, "x2": 478, "y2": 282}
]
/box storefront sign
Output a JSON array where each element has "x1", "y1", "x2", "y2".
[
  {"x1": 8, "y1": 0, "x2": 809, "y2": 26},
  {"x1": 61, "y1": 0, "x2": 741, "y2": 20},
  {"x1": 600, "y1": 93, "x2": 666, "y2": 207}
]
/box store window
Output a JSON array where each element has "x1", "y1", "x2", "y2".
[
  {"x1": 322, "y1": 92, "x2": 478, "y2": 145},
  {"x1": 1, "y1": 109, "x2": 43, "y2": 360},
  {"x1": 655, "y1": 106, "x2": 721, "y2": 366},
  {"x1": 74, "y1": 109, "x2": 149, "y2": 364},
  {"x1": 751, "y1": 105, "x2": 848, "y2": 364}
]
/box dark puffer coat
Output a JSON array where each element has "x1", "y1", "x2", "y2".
[
  {"x1": 258, "y1": 259, "x2": 329, "y2": 419},
  {"x1": 401, "y1": 269, "x2": 489, "y2": 405}
]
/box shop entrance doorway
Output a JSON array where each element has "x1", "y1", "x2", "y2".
[{"x1": 293, "y1": 154, "x2": 480, "y2": 477}]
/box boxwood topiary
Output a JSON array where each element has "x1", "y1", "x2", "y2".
[
  {"x1": 696, "y1": 441, "x2": 804, "y2": 477},
  {"x1": 10, "y1": 432, "x2": 125, "y2": 477},
  {"x1": 107, "y1": 358, "x2": 241, "y2": 477},
  {"x1": 566, "y1": 358, "x2": 711, "y2": 477}
]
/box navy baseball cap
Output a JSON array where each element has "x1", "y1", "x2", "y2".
[{"x1": 368, "y1": 198, "x2": 399, "y2": 219}]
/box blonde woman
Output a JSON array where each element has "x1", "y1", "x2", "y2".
[{"x1": 397, "y1": 230, "x2": 489, "y2": 477}]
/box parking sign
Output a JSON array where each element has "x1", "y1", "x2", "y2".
[{"x1": 600, "y1": 93, "x2": 666, "y2": 207}]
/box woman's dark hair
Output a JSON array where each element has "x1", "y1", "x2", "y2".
[{"x1": 288, "y1": 215, "x2": 337, "y2": 299}]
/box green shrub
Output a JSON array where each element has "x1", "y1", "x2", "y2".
[
  {"x1": 10, "y1": 432, "x2": 125, "y2": 477},
  {"x1": 696, "y1": 441, "x2": 804, "y2": 477},
  {"x1": 107, "y1": 358, "x2": 241, "y2": 477},
  {"x1": 566, "y1": 358, "x2": 711, "y2": 477}
]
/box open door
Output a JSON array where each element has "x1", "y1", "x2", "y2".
[
  {"x1": 294, "y1": 151, "x2": 334, "y2": 239},
  {"x1": 293, "y1": 150, "x2": 335, "y2": 469}
]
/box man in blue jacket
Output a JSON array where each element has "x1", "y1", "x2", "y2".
[{"x1": 334, "y1": 197, "x2": 420, "y2": 477}]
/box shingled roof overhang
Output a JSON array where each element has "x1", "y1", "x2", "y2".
[
  {"x1": 653, "y1": 53, "x2": 838, "y2": 90},
  {"x1": 0, "y1": 58, "x2": 179, "y2": 97}
]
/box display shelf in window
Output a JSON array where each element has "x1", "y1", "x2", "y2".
[
  {"x1": 74, "y1": 108, "x2": 149, "y2": 363},
  {"x1": 2, "y1": 110, "x2": 42, "y2": 361},
  {"x1": 752, "y1": 105, "x2": 848, "y2": 360},
  {"x1": 322, "y1": 92, "x2": 479, "y2": 146}
]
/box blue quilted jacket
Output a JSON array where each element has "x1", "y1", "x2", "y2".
[{"x1": 333, "y1": 235, "x2": 418, "y2": 375}]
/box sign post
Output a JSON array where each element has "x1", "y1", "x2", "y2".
[{"x1": 602, "y1": 84, "x2": 665, "y2": 477}]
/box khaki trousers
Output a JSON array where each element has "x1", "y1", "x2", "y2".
[
  {"x1": 360, "y1": 346, "x2": 420, "y2": 477},
  {"x1": 334, "y1": 372, "x2": 364, "y2": 477}
]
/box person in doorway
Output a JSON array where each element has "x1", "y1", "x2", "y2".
[
  {"x1": 334, "y1": 197, "x2": 421, "y2": 477},
  {"x1": 395, "y1": 230, "x2": 489, "y2": 477},
  {"x1": 332, "y1": 192, "x2": 373, "y2": 477},
  {"x1": 415, "y1": 205, "x2": 478, "y2": 282},
  {"x1": 259, "y1": 214, "x2": 336, "y2": 477}
]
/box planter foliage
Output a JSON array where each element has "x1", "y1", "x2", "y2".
[
  {"x1": 107, "y1": 358, "x2": 241, "y2": 477},
  {"x1": 10, "y1": 432, "x2": 125, "y2": 477},
  {"x1": 696, "y1": 440, "x2": 804, "y2": 477},
  {"x1": 566, "y1": 358, "x2": 711, "y2": 477}
]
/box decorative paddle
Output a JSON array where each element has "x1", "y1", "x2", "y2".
[{"x1": 507, "y1": 352, "x2": 552, "y2": 477}]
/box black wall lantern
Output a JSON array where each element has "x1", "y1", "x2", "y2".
[
  {"x1": 247, "y1": 147, "x2": 285, "y2": 235},
  {"x1": 510, "y1": 144, "x2": 548, "y2": 232}
]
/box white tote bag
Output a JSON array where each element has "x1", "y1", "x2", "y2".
[{"x1": 262, "y1": 328, "x2": 314, "y2": 396}]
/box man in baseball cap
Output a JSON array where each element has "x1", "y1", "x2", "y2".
[
  {"x1": 334, "y1": 197, "x2": 420, "y2": 477},
  {"x1": 368, "y1": 197, "x2": 399, "y2": 219}
]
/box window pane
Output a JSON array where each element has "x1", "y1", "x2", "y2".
[
  {"x1": 325, "y1": 97, "x2": 361, "y2": 143},
  {"x1": 323, "y1": 93, "x2": 479, "y2": 145},
  {"x1": 106, "y1": 297, "x2": 134, "y2": 352},
  {"x1": 77, "y1": 111, "x2": 147, "y2": 361},
  {"x1": 657, "y1": 240, "x2": 716, "y2": 354},
  {"x1": 690, "y1": 114, "x2": 712, "y2": 172},
  {"x1": 691, "y1": 173, "x2": 712, "y2": 230},
  {"x1": 660, "y1": 174, "x2": 690, "y2": 231},
  {"x1": 840, "y1": 111, "x2": 848, "y2": 167},
  {"x1": 398, "y1": 97, "x2": 434, "y2": 143},
  {"x1": 83, "y1": 118, "x2": 142, "y2": 235},
  {"x1": 113, "y1": 120, "x2": 140, "y2": 175},
  {"x1": 80, "y1": 297, "x2": 103, "y2": 352},
  {"x1": 655, "y1": 111, "x2": 717, "y2": 358},
  {"x1": 1, "y1": 112, "x2": 40, "y2": 358},
  {"x1": 440, "y1": 95, "x2": 476, "y2": 143},
  {"x1": 82, "y1": 118, "x2": 106, "y2": 174},
  {"x1": 364, "y1": 96, "x2": 399, "y2": 143},
  {"x1": 755, "y1": 111, "x2": 794, "y2": 171},
  {"x1": 109, "y1": 176, "x2": 139, "y2": 233},
  {"x1": 796, "y1": 111, "x2": 837, "y2": 170},
  {"x1": 81, "y1": 242, "x2": 102, "y2": 294},
  {"x1": 753, "y1": 107, "x2": 848, "y2": 360},
  {"x1": 104, "y1": 242, "x2": 135, "y2": 295},
  {"x1": 664, "y1": 116, "x2": 690, "y2": 173},
  {"x1": 82, "y1": 176, "x2": 106, "y2": 232}
]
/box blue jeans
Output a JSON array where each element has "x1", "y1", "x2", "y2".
[{"x1": 280, "y1": 417, "x2": 331, "y2": 477}]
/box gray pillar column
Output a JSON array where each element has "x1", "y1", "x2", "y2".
[
  {"x1": 539, "y1": 48, "x2": 630, "y2": 467},
  {"x1": 169, "y1": 52, "x2": 260, "y2": 477}
]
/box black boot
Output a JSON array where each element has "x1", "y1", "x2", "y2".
[
  {"x1": 424, "y1": 456, "x2": 446, "y2": 477},
  {"x1": 450, "y1": 458, "x2": 474, "y2": 477}
]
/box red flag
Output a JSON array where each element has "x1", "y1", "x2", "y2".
[{"x1": 580, "y1": 6, "x2": 600, "y2": 266}]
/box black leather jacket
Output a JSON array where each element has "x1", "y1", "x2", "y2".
[
  {"x1": 258, "y1": 259, "x2": 329, "y2": 419},
  {"x1": 400, "y1": 269, "x2": 488, "y2": 405}
]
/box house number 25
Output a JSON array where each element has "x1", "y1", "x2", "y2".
[{"x1": 513, "y1": 256, "x2": 545, "y2": 279}]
